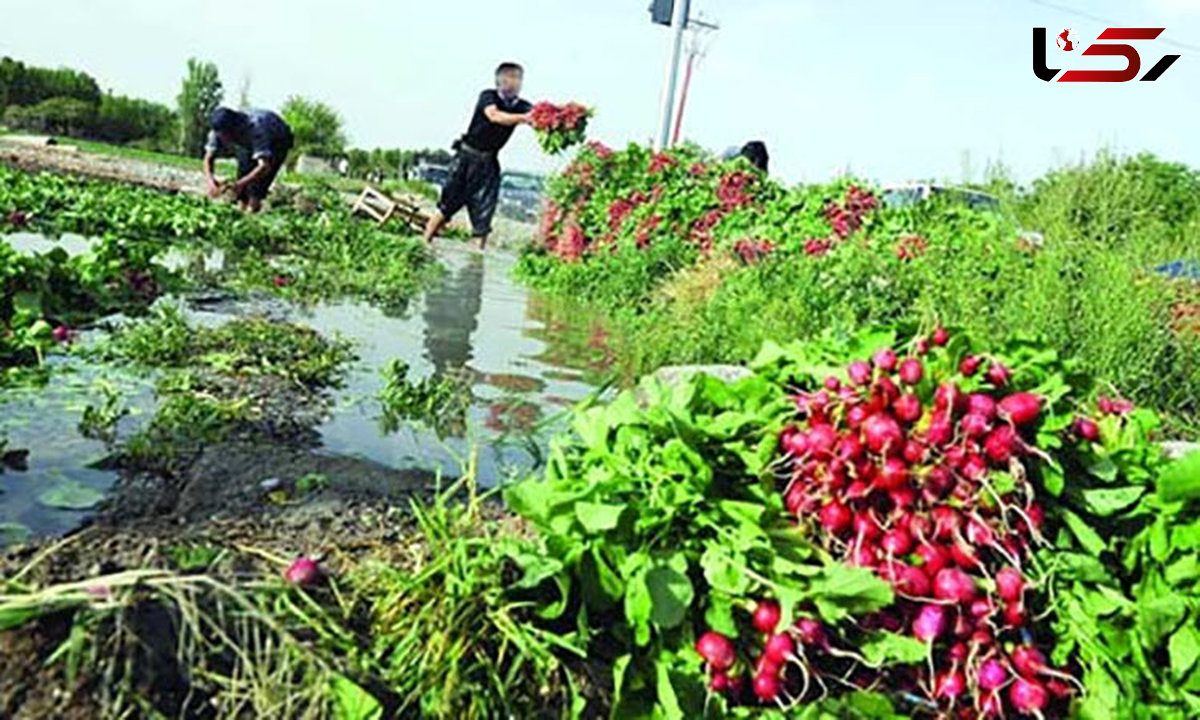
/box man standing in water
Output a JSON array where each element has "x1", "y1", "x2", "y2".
[
  {"x1": 202, "y1": 106, "x2": 294, "y2": 213},
  {"x1": 423, "y1": 62, "x2": 532, "y2": 250}
]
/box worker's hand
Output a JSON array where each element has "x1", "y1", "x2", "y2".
[
  {"x1": 519, "y1": 113, "x2": 532, "y2": 125},
  {"x1": 207, "y1": 179, "x2": 223, "y2": 198}
]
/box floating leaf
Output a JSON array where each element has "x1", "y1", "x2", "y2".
[{"x1": 37, "y1": 480, "x2": 103, "y2": 510}]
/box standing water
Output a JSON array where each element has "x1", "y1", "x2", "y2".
[{"x1": 0, "y1": 238, "x2": 617, "y2": 542}]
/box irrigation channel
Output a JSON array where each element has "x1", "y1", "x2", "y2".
[{"x1": 0, "y1": 237, "x2": 617, "y2": 544}]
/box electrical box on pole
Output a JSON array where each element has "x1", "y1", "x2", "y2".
[{"x1": 649, "y1": 0, "x2": 674, "y2": 26}]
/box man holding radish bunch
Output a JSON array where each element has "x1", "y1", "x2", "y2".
[{"x1": 423, "y1": 62, "x2": 532, "y2": 250}]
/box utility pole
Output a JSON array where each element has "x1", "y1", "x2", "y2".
[
  {"x1": 654, "y1": 0, "x2": 690, "y2": 152},
  {"x1": 671, "y1": 16, "x2": 718, "y2": 146}
]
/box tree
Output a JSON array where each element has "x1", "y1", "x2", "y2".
[
  {"x1": 176, "y1": 58, "x2": 223, "y2": 157},
  {"x1": 281, "y1": 96, "x2": 347, "y2": 159},
  {"x1": 3, "y1": 97, "x2": 96, "y2": 136},
  {"x1": 0, "y1": 57, "x2": 100, "y2": 109},
  {"x1": 94, "y1": 93, "x2": 176, "y2": 147}
]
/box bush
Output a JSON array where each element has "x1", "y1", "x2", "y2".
[
  {"x1": 93, "y1": 92, "x2": 176, "y2": 146},
  {"x1": 2, "y1": 96, "x2": 96, "y2": 136}
]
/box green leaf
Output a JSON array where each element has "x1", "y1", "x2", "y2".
[
  {"x1": 1081, "y1": 486, "x2": 1146, "y2": 517},
  {"x1": 1159, "y1": 452, "x2": 1200, "y2": 503},
  {"x1": 1171, "y1": 626, "x2": 1200, "y2": 680},
  {"x1": 575, "y1": 501, "x2": 625, "y2": 533},
  {"x1": 860, "y1": 632, "x2": 928, "y2": 667},
  {"x1": 810, "y1": 565, "x2": 893, "y2": 622},
  {"x1": 700, "y1": 545, "x2": 750, "y2": 595},
  {"x1": 703, "y1": 593, "x2": 738, "y2": 637},
  {"x1": 1137, "y1": 596, "x2": 1188, "y2": 648},
  {"x1": 1086, "y1": 454, "x2": 1119, "y2": 482},
  {"x1": 37, "y1": 480, "x2": 103, "y2": 510},
  {"x1": 330, "y1": 674, "x2": 382, "y2": 720},
  {"x1": 655, "y1": 659, "x2": 683, "y2": 720},
  {"x1": 1063, "y1": 509, "x2": 1107, "y2": 555},
  {"x1": 646, "y1": 564, "x2": 694, "y2": 630}
]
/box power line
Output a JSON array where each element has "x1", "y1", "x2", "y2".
[{"x1": 1027, "y1": 0, "x2": 1200, "y2": 53}]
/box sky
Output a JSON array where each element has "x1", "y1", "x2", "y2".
[{"x1": 2, "y1": 0, "x2": 1200, "y2": 185}]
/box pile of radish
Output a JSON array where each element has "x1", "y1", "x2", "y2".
[{"x1": 697, "y1": 327, "x2": 1094, "y2": 717}]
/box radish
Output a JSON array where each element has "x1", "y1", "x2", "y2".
[
  {"x1": 872, "y1": 348, "x2": 898, "y2": 372},
  {"x1": 960, "y1": 355, "x2": 981, "y2": 376},
  {"x1": 950, "y1": 540, "x2": 982, "y2": 571},
  {"x1": 874, "y1": 376, "x2": 901, "y2": 404},
  {"x1": 995, "y1": 567, "x2": 1025, "y2": 603},
  {"x1": 824, "y1": 375, "x2": 841, "y2": 391},
  {"x1": 781, "y1": 426, "x2": 809, "y2": 457},
  {"x1": 1011, "y1": 646, "x2": 1046, "y2": 679},
  {"x1": 1004, "y1": 600, "x2": 1027, "y2": 626},
  {"x1": 916, "y1": 338, "x2": 930, "y2": 355},
  {"x1": 998, "y1": 393, "x2": 1041, "y2": 426},
  {"x1": 898, "y1": 358, "x2": 924, "y2": 385},
  {"x1": 876, "y1": 457, "x2": 909, "y2": 491},
  {"x1": 934, "y1": 383, "x2": 964, "y2": 414},
  {"x1": 784, "y1": 485, "x2": 805, "y2": 514},
  {"x1": 52, "y1": 325, "x2": 71, "y2": 343},
  {"x1": 819, "y1": 500, "x2": 852, "y2": 535},
  {"x1": 752, "y1": 672, "x2": 781, "y2": 701},
  {"x1": 977, "y1": 658, "x2": 1008, "y2": 691},
  {"x1": 983, "y1": 425, "x2": 1018, "y2": 463},
  {"x1": 836, "y1": 434, "x2": 865, "y2": 461},
  {"x1": 915, "y1": 542, "x2": 950, "y2": 575},
  {"x1": 933, "y1": 567, "x2": 977, "y2": 603},
  {"x1": 961, "y1": 412, "x2": 991, "y2": 439},
  {"x1": 762, "y1": 633, "x2": 794, "y2": 664},
  {"x1": 893, "y1": 393, "x2": 923, "y2": 424},
  {"x1": 753, "y1": 600, "x2": 781, "y2": 634},
  {"x1": 696, "y1": 631, "x2": 737, "y2": 670},
  {"x1": 795, "y1": 617, "x2": 827, "y2": 647},
  {"x1": 849, "y1": 543, "x2": 879, "y2": 568},
  {"x1": 710, "y1": 671, "x2": 730, "y2": 692},
  {"x1": 863, "y1": 413, "x2": 904, "y2": 455},
  {"x1": 848, "y1": 360, "x2": 873, "y2": 386},
  {"x1": 967, "y1": 393, "x2": 997, "y2": 419},
  {"x1": 912, "y1": 603, "x2": 947, "y2": 642},
  {"x1": 935, "y1": 670, "x2": 966, "y2": 700},
  {"x1": 807, "y1": 424, "x2": 837, "y2": 457},
  {"x1": 882, "y1": 561, "x2": 931, "y2": 597},
  {"x1": 932, "y1": 507, "x2": 963, "y2": 540},
  {"x1": 961, "y1": 453, "x2": 989, "y2": 481},
  {"x1": 854, "y1": 513, "x2": 882, "y2": 540},
  {"x1": 902, "y1": 439, "x2": 926, "y2": 464},
  {"x1": 986, "y1": 362, "x2": 1011, "y2": 387},
  {"x1": 932, "y1": 327, "x2": 950, "y2": 346},
  {"x1": 925, "y1": 413, "x2": 953, "y2": 447},
  {"x1": 947, "y1": 642, "x2": 969, "y2": 663},
  {"x1": 846, "y1": 404, "x2": 870, "y2": 429},
  {"x1": 1074, "y1": 417, "x2": 1100, "y2": 442},
  {"x1": 881, "y1": 526, "x2": 913, "y2": 556},
  {"x1": 1009, "y1": 677, "x2": 1048, "y2": 714},
  {"x1": 923, "y1": 464, "x2": 955, "y2": 499},
  {"x1": 284, "y1": 557, "x2": 321, "y2": 586},
  {"x1": 969, "y1": 597, "x2": 995, "y2": 618}
]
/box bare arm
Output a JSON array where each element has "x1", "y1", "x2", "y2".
[
  {"x1": 203, "y1": 151, "x2": 221, "y2": 196},
  {"x1": 233, "y1": 157, "x2": 271, "y2": 192},
  {"x1": 482, "y1": 104, "x2": 529, "y2": 127}
]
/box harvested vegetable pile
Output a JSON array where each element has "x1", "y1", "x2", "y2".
[{"x1": 529, "y1": 101, "x2": 593, "y2": 155}]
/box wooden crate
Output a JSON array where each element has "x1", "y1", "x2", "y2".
[{"x1": 351, "y1": 186, "x2": 430, "y2": 230}]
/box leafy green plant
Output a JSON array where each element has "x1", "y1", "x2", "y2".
[{"x1": 378, "y1": 359, "x2": 472, "y2": 439}]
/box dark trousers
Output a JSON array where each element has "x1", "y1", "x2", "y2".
[{"x1": 437, "y1": 144, "x2": 501, "y2": 237}]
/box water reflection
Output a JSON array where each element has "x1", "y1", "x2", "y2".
[{"x1": 422, "y1": 252, "x2": 484, "y2": 374}]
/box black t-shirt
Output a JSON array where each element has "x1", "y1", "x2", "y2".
[{"x1": 461, "y1": 89, "x2": 532, "y2": 153}]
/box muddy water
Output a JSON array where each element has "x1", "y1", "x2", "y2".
[{"x1": 0, "y1": 236, "x2": 616, "y2": 541}]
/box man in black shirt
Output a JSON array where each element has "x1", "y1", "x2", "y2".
[{"x1": 423, "y1": 62, "x2": 532, "y2": 249}]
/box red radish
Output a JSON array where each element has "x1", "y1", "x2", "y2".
[
  {"x1": 893, "y1": 393, "x2": 923, "y2": 423},
  {"x1": 846, "y1": 404, "x2": 870, "y2": 429},
  {"x1": 948, "y1": 642, "x2": 969, "y2": 663},
  {"x1": 824, "y1": 375, "x2": 841, "y2": 391},
  {"x1": 849, "y1": 543, "x2": 879, "y2": 568},
  {"x1": 961, "y1": 453, "x2": 989, "y2": 480},
  {"x1": 695, "y1": 631, "x2": 737, "y2": 670},
  {"x1": 756, "y1": 654, "x2": 782, "y2": 678},
  {"x1": 1046, "y1": 679, "x2": 1072, "y2": 698},
  {"x1": 1009, "y1": 677, "x2": 1048, "y2": 714},
  {"x1": 881, "y1": 526, "x2": 913, "y2": 556},
  {"x1": 923, "y1": 465, "x2": 955, "y2": 499},
  {"x1": 960, "y1": 355, "x2": 981, "y2": 376},
  {"x1": 727, "y1": 673, "x2": 744, "y2": 695},
  {"x1": 710, "y1": 671, "x2": 730, "y2": 692},
  {"x1": 1074, "y1": 417, "x2": 1100, "y2": 442},
  {"x1": 902, "y1": 439, "x2": 926, "y2": 464},
  {"x1": 912, "y1": 603, "x2": 947, "y2": 642},
  {"x1": 916, "y1": 338, "x2": 930, "y2": 355},
  {"x1": 876, "y1": 457, "x2": 909, "y2": 491},
  {"x1": 971, "y1": 628, "x2": 994, "y2": 647},
  {"x1": 836, "y1": 434, "x2": 865, "y2": 461},
  {"x1": 872, "y1": 348, "x2": 898, "y2": 372},
  {"x1": 762, "y1": 633, "x2": 794, "y2": 664},
  {"x1": 949, "y1": 540, "x2": 982, "y2": 571},
  {"x1": 967, "y1": 393, "x2": 997, "y2": 419},
  {"x1": 977, "y1": 658, "x2": 1008, "y2": 691},
  {"x1": 753, "y1": 600, "x2": 781, "y2": 634},
  {"x1": 273, "y1": 274, "x2": 290, "y2": 288},
  {"x1": 934, "y1": 382, "x2": 964, "y2": 414},
  {"x1": 998, "y1": 393, "x2": 1041, "y2": 426},
  {"x1": 882, "y1": 561, "x2": 931, "y2": 597},
  {"x1": 863, "y1": 413, "x2": 904, "y2": 454},
  {"x1": 915, "y1": 542, "x2": 950, "y2": 575},
  {"x1": 926, "y1": 413, "x2": 953, "y2": 447},
  {"x1": 1004, "y1": 599, "x2": 1028, "y2": 626},
  {"x1": 284, "y1": 557, "x2": 321, "y2": 586},
  {"x1": 984, "y1": 425, "x2": 1018, "y2": 463},
  {"x1": 889, "y1": 487, "x2": 917, "y2": 511},
  {"x1": 961, "y1": 412, "x2": 991, "y2": 438},
  {"x1": 933, "y1": 567, "x2": 977, "y2": 603},
  {"x1": 1011, "y1": 646, "x2": 1047, "y2": 679},
  {"x1": 807, "y1": 424, "x2": 837, "y2": 457},
  {"x1": 969, "y1": 597, "x2": 995, "y2": 618},
  {"x1": 784, "y1": 485, "x2": 805, "y2": 514},
  {"x1": 854, "y1": 513, "x2": 882, "y2": 540},
  {"x1": 932, "y1": 507, "x2": 963, "y2": 540},
  {"x1": 898, "y1": 358, "x2": 924, "y2": 385},
  {"x1": 995, "y1": 567, "x2": 1025, "y2": 603},
  {"x1": 986, "y1": 362, "x2": 1010, "y2": 387},
  {"x1": 752, "y1": 672, "x2": 781, "y2": 701},
  {"x1": 781, "y1": 427, "x2": 809, "y2": 456},
  {"x1": 932, "y1": 327, "x2": 950, "y2": 346},
  {"x1": 979, "y1": 691, "x2": 1004, "y2": 717},
  {"x1": 819, "y1": 500, "x2": 853, "y2": 534},
  {"x1": 848, "y1": 360, "x2": 873, "y2": 386},
  {"x1": 795, "y1": 617, "x2": 827, "y2": 647},
  {"x1": 935, "y1": 670, "x2": 967, "y2": 700},
  {"x1": 52, "y1": 325, "x2": 71, "y2": 343}
]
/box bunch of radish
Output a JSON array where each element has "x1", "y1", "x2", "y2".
[{"x1": 698, "y1": 328, "x2": 1085, "y2": 717}]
